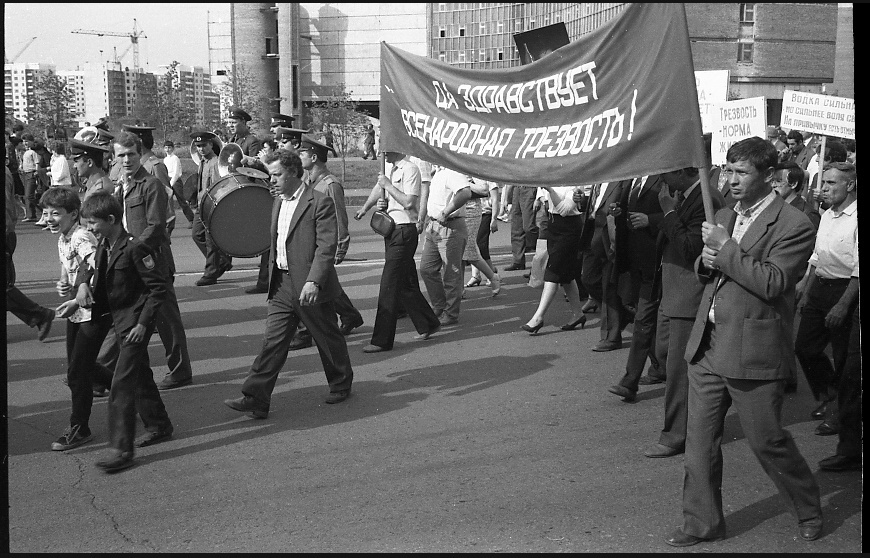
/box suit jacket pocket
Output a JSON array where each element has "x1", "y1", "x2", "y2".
[{"x1": 740, "y1": 317, "x2": 781, "y2": 370}]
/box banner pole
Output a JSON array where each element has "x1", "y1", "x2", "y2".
[
  {"x1": 810, "y1": 135, "x2": 827, "y2": 211},
  {"x1": 380, "y1": 150, "x2": 386, "y2": 200},
  {"x1": 699, "y1": 149, "x2": 716, "y2": 223}
]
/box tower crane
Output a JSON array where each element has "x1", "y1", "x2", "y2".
[
  {"x1": 72, "y1": 19, "x2": 146, "y2": 73},
  {"x1": 5, "y1": 36, "x2": 38, "y2": 64}
]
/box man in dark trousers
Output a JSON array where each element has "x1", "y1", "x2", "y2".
[
  {"x1": 666, "y1": 137, "x2": 821, "y2": 547},
  {"x1": 577, "y1": 179, "x2": 631, "y2": 352},
  {"x1": 504, "y1": 184, "x2": 538, "y2": 272},
  {"x1": 76, "y1": 191, "x2": 173, "y2": 473},
  {"x1": 224, "y1": 148, "x2": 354, "y2": 419},
  {"x1": 191, "y1": 131, "x2": 232, "y2": 286},
  {"x1": 608, "y1": 173, "x2": 666, "y2": 399},
  {"x1": 104, "y1": 131, "x2": 195, "y2": 391}
]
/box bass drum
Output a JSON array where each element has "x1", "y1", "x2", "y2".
[{"x1": 200, "y1": 173, "x2": 274, "y2": 257}]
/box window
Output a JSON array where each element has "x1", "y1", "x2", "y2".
[
  {"x1": 479, "y1": 49, "x2": 486, "y2": 62},
  {"x1": 738, "y1": 42, "x2": 753, "y2": 63},
  {"x1": 440, "y1": 26, "x2": 446, "y2": 38},
  {"x1": 439, "y1": 52, "x2": 446, "y2": 62},
  {"x1": 458, "y1": 50, "x2": 466, "y2": 62},
  {"x1": 497, "y1": 49, "x2": 504, "y2": 61},
  {"x1": 459, "y1": 26, "x2": 465, "y2": 37},
  {"x1": 480, "y1": 22, "x2": 486, "y2": 34},
  {"x1": 497, "y1": 21, "x2": 503, "y2": 33},
  {"x1": 740, "y1": 3, "x2": 755, "y2": 22}
]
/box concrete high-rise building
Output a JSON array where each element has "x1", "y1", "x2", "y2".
[
  {"x1": 4, "y1": 62, "x2": 56, "y2": 124},
  {"x1": 155, "y1": 63, "x2": 222, "y2": 127}
]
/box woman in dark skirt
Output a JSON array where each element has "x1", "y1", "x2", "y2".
[{"x1": 521, "y1": 186, "x2": 587, "y2": 334}]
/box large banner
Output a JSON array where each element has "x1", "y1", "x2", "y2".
[
  {"x1": 710, "y1": 96, "x2": 767, "y2": 166},
  {"x1": 780, "y1": 90, "x2": 855, "y2": 140},
  {"x1": 380, "y1": 3, "x2": 706, "y2": 186}
]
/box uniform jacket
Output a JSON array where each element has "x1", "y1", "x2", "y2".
[
  {"x1": 653, "y1": 184, "x2": 726, "y2": 318},
  {"x1": 267, "y1": 185, "x2": 342, "y2": 303},
  {"x1": 309, "y1": 170, "x2": 350, "y2": 261},
  {"x1": 119, "y1": 165, "x2": 168, "y2": 252},
  {"x1": 90, "y1": 233, "x2": 167, "y2": 335},
  {"x1": 197, "y1": 155, "x2": 222, "y2": 207},
  {"x1": 83, "y1": 171, "x2": 114, "y2": 201},
  {"x1": 684, "y1": 195, "x2": 816, "y2": 380},
  {"x1": 231, "y1": 132, "x2": 263, "y2": 158}
]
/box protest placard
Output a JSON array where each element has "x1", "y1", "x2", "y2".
[
  {"x1": 780, "y1": 90, "x2": 855, "y2": 140},
  {"x1": 695, "y1": 70, "x2": 730, "y2": 134},
  {"x1": 710, "y1": 96, "x2": 767, "y2": 165}
]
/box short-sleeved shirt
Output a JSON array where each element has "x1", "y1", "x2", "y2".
[
  {"x1": 385, "y1": 157, "x2": 420, "y2": 225},
  {"x1": 427, "y1": 168, "x2": 470, "y2": 219},
  {"x1": 58, "y1": 224, "x2": 98, "y2": 323},
  {"x1": 163, "y1": 153, "x2": 182, "y2": 185},
  {"x1": 409, "y1": 156, "x2": 433, "y2": 183},
  {"x1": 809, "y1": 199, "x2": 858, "y2": 279}
]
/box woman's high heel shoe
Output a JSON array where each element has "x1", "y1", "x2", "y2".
[
  {"x1": 465, "y1": 276, "x2": 482, "y2": 288},
  {"x1": 521, "y1": 321, "x2": 544, "y2": 335},
  {"x1": 560, "y1": 315, "x2": 587, "y2": 331}
]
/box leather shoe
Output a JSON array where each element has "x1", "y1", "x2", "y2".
[
  {"x1": 156, "y1": 376, "x2": 193, "y2": 390},
  {"x1": 644, "y1": 443, "x2": 683, "y2": 458},
  {"x1": 245, "y1": 284, "x2": 269, "y2": 294},
  {"x1": 95, "y1": 452, "x2": 135, "y2": 473},
  {"x1": 810, "y1": 400, "x2": 828, "y2": 419},
  {"x1": 664, "y1": 529, "x2": 723, "y2": 547},
  {"x1": 638, "y1": 375, "x2": 665, "y2": 385},
  {"x1": 339, "y1": 317, "x2": 364, "y2": 336},
  {"x1": 504, "y1": 263, "x2": 526, "y2": 271},
  {"x1": 439, "y1": 315, "x2": 459, "y2": 326},
  {"x1": 325, "y1": 390, "x2": 350, "y2": 404},
  {"x1": 607, "y1": 385, "x2": 636, "y2": 402},
  {"x1": 815, "y1": 421, "x2": 839, "y2": 436},
  {"x1": 195, "y1": 275, "x2": 218, "y2": 286},
  {"x1": 288, "y1": 333, "x2": 313, "y2": 350},
  {"x1": 798, "y1": 518, "x2": 823, "y2": 541},
  {"x1": 592, "y1": 340, "x2": 621, "y2": 352},
  {"x1": 224, "y1": 396, "x2": 269, "y2": 419},
  {"x1": 135, "y1": 428, "x2": 173, "y2": 448},
  {"x1": 362, "y1": 344, "x2": 389, "y2": 353},
  {"x1": 415, "y1": 323, "x2": 440, "y2": 340},
  {"x1": 818, "y1": 454, "x2": 861, "y2": 472}
]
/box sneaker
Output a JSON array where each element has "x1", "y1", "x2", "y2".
[
  {"x1": 490, "y1": 273, "x2": 501, "y2": 296},
  {"x1": 51, "y1": 424, "x2": 93, "y2": 451}
]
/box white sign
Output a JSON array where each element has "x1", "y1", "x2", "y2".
[
  {"x1": 780, "y1": 90, "x2": 855, "y2": 140},
  {"x1": 710, "y1": 97, "x2": 767, "y2": 165},
  {"x1": 695, "y1": 70, "x2": 730, "y2": 134}
]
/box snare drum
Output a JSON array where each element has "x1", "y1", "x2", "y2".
[{"x1": 200, "y1": 173, "x2": 274, "y2": 257}]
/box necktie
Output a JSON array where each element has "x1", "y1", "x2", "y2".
[
  {"x1": 629, "y1": 176, "x2": 643, "y2": 208},
  {"x1": 674, "y1": 190, "x2": 684, "y2": 211},
  {"x1": 589, "y1": 183, "x2": 601, "y2": 216}
]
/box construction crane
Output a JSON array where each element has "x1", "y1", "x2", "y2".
[
  {"x1": 72, "y1": 19, "x2": 146, "y2": 73},
  {"x1": 5, "y1": 36, "x2": 37, "y2": 64}
]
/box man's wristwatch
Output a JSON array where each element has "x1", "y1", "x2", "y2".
[{"x1": 310, "y1": 281, "x2": 321, "y2": 290}]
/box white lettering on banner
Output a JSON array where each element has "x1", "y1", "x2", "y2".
[
  {"x1": 450, "y1": 61, "x2": 598, "y2": 115},
  {"x1": 400, "y1": 109, "x2": 515, "y2": 158}
]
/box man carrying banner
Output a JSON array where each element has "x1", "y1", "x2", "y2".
[{"x1": 668, "y1": 137, "x2": 821, "y2": 546}]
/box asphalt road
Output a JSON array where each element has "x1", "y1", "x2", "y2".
[{"x1": 6, "y1": 208, "x2": 862, "y2": 552}]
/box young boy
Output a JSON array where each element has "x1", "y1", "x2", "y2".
[
  {"x1": 76, "y1": 192, "x2": 174, "y2": 473},
  {"x1": 41, "y1": 188, "x2": 115, "y2": 451}
]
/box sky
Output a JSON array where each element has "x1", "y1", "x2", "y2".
[{"x1": 4, "y1": 3, "x2": 231, "y2": 72}]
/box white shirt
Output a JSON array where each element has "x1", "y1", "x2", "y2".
[
  {"x1": 49, "y1": 154, "x2": 72, "y2": 186},
  {"x1": 427, "y1": 168, "x2": 470, "y2": 219},
  {"x1": 409, "y1": 156, "x2": 433, "y2": 183},
  {"x1": 593, "y1": 182, "x2": 610, "y2": 212},
  {"x1": 809, "y1": 199, "x2": 858, "y2": 279},
  {"x1": 385, "y1": 157, "x2": 420, "y2": 225},
  {"x1": 276, "y1": 184, "x2": 305, "y2": 270},
  {"x1": 546, "y1": 186, "x2": 582, "y2": 216},
  {"x1": 163, "y1": 153, "x2": 182, "y2": 185},
  {"x1": 57, "y1": 225, "x2": 97, "y2": 323}
]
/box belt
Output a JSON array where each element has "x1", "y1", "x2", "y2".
[
  {"x1": 815, "y1": 275, "x2": 850, "y2": 286},
  {"x1": 430, "y1": 215, "x2": 461, "y2": 222}
]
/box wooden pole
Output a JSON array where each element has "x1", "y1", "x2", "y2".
[
  {"x1": 699, "y1": 149, "x2": 716, "y2": 223},
  {"x1": 810, "y1": 135, "x2": 827, "y2": 211}
]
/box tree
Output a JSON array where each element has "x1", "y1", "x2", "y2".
[
  {"x1": 306, "y1": 85, "x2": 372, "y2": 183},
  {"x1": 215, "y1": 64, "x2": 268, "y2": 134},
  {"x1": 152, "y1": 61, "x2": 198, "y2": 144},
  {"x1": 26, "y1": 70, "x2": 78, "y2": 139},
  {"x1": 130, "y1": 72, "x2": 159, "y2": 129}
]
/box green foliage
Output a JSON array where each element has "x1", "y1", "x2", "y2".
[
  {"x1": 307, "y1": 85, "x2": 372, "y2": 183},
  {"x1": 26, "y1": 70, "x2": 79, "y2": 138}
]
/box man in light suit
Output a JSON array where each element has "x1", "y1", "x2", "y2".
[
  {"x1": 577, "y1": 179, "x2": 631, "y2": 351},
  {"x1": 665, "y1": 137, "x2": 822, "y2": 547},
  {"x1": 224, "y1": 149, "x2": 354, "y2": 419}
]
